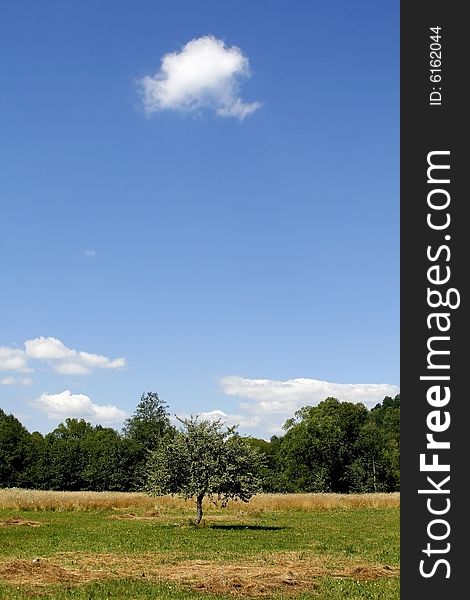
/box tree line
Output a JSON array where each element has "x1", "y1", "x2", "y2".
[{"x1": 0, "y1": 392, "x2": 399, "y2": 494}]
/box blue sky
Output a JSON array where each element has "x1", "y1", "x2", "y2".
[{"x1": 0, "y1": 0, "x2": 399, "y2": 439}]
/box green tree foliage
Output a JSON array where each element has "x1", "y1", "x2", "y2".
[
  {"x1": 0, "y1": 408, "x2": 34, "y2": 488},
  {"x1": 280, "y1": 398, "x2": 369, "y2": 492},
  {"x1": 80, "y1": 426, "x2": 139, "y2": 491},
  {"x1": 122, "y1": 392, "x2": 174, "y2": 488},
  {"x1": 366, "y1": 394, "x2": 400, "y2": 490},
  {"x1": 22, "y1": 431, "x2": 48, "y2": 488},
  {"x1": 243, "y1": 436, "x2": 287, "y2": 492},
  {"x1": 146, "y1": 417, "x2": 265, "y2": 524},
  {"x1": 266, "y1": 395, "x2": 400, "y2": 493},
  {"x1": 123, "y1": 392, "x2": 172, "y2": 448},
  {"x1": 43, "y1": 419, "x2": 95, "y2": 490},
  {"x1": 37, "y1": 419, "x2": 146, "y2": 492},
  {"x1": 1, "y1": 394, "x2": 400, "y2": 494}
]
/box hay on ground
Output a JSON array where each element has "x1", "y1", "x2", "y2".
[
  {"x1": 0, "y1": 551, "x2": 399, "y2": 597},
  {"x1": 0, "y1": 517, "x2": 41, "y2": 527},
  {"x1": 0, "y1": 559, "x2": 93, "y2": 586}
]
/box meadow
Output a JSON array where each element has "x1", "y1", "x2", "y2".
[{"x1": 0, "y1": 489, "x2": 400, "y2": 600}]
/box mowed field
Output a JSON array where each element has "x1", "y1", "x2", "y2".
[{"x1": 0, "y1": 489, "x2": 400, "y2": 600}]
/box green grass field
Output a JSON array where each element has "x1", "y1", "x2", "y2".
[{"x1": 0, "y1": 491, "x2": 399, "y2": 600}]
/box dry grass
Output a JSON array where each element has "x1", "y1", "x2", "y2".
[
  {"x1": 0, "y1": 489, "x2": 155, "y2": 512},
  {"x1": 236, "y1": 492, "x2": 400, "y2": 512},
  {"x1": 0, "y1": 516, "x2": 42, "y2": 527},
  {"x1": 0, "y1": 551, "x2": 399, "y2": 597},
  {"x1": 0, "y1": 488, "x2": 400, "y2": 513},
  {"x1": 0, "y1": 559, "x2": 89, "y2": 587}
]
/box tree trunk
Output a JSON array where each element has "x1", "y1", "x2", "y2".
[{"x1": 195, "y1": 494, "x2": 204, "y2": 525}]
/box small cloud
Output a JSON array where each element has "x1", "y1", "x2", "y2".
[
  {"x1": 0, "y1": 347, "x2": 32, "y2": 373},
  {"x1": 1, "y1": 376, "x2": 33, "y2": 386},
  {"x1": 24, "y1": 337, "x2": 126, "y2": 375},
  {"x1": 84, "y1": 249, "x2": 97, "y2": 257},
  {"x1": 174, "y1": 409, "x2": 263, "y2": 434},
  {"x1": 35, "y1": 390, "x2": 127, "y2": 424},
  {"x1": 54, "y1": 362, "x2": 91, "y2": 375},
  {"x1": 25, "y1": 337, "x2": 74, "y2": 360},
  {"x1": 78, "y1": 351, "x2": 126, "y2": 370},
  {"x1": 139, "y1": 35, "x2": 261, "y2": 120},
  {"x1": 193, "y1": 409, "x2": 261, "y2": 430},
  {"x1": 1, "y1": 338, "x2": 126, "y2": 383}
]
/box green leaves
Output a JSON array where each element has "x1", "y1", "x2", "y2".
[
  {"x1": 0, "y1": 409, "x2": 33, "y2": 488},
  {"x1": 271, "y1": 396, "x2": 400, "y2": 493},
  {"x1": 123, "y1": 392, "x2": 172, "y2": 450},
  {"x1": 1, "y1": 394, "x2": 400, "y2": 496},
  {"x1": 146, "y1": 416, "x2": 265, "y2": 523}
]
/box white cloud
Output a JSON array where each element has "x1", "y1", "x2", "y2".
[
  {"x1": 139, "y1": 35, "x2": 261, "y2": 120},
  {"x1": 24, "y1": 337, "x2": 126, "y2": 375},
  {"x1": 78, "y1": 351, "x2": 126, "y2": 370},
  {"x1": 54, "y1": 363, "x2": 91, "y2": 375},
  {"x1": 198, "y1": 409, "x2": 262, "y2": 429},
  {"x1": 0, "y1": 337, "x2": 126, "y2": 381},
  {"x1": 1, "y1": 376, "x2": 33, "y2": 386},
  {"x1": 211, "y1": 375, "x2": 400, "y2": 437},
  {"x1": 35, "y1": 390, "x2": 127, "y2": 424},
  {"x1": 221, "y1": 375, "x2": 400, "y2": 408},
  {"x1": 174, "y1": 409, "x2": 260, "y2": 433},
  {"x1": 25, "y1": 337, "x2": 74, "y2": 360},
  {"x1": 84, "y1": 249, "x2": 97, "y2": 257},
  {"x1": 0, "y1": 347, "x2": 31, "y2": 373}
]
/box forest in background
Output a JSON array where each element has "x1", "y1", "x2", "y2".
[{"x1": 0, "y1": 393, "x2": 399, "y2": 494}]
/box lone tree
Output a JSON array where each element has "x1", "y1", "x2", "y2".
[{"x1": 146, "y1": 416, "x2": 264, "y2": 524}]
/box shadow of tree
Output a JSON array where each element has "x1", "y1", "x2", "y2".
[{"x1": 207, "y1": 524, "x2": 287, "y2": 531}]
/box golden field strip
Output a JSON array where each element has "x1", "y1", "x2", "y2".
[{"x1": 0, "y1": 488, "x2": 400, "y2": 512}]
